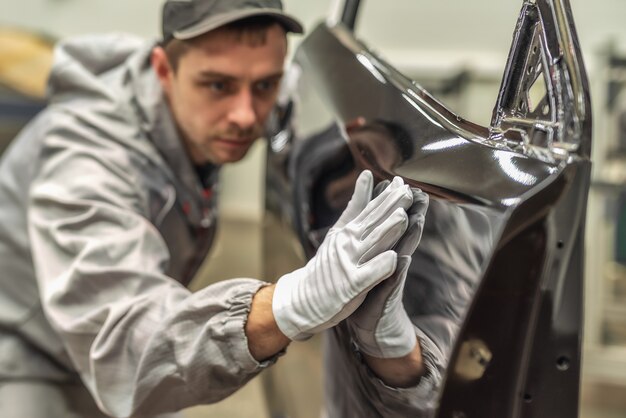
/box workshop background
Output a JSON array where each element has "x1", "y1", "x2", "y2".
[{"x1": 2, "y1": 1, "x2": 626, "y2": 417}]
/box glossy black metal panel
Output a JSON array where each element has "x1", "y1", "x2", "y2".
[
  {"x1": 265, "y1": 0, "x2": 591, "y2": 416},
  {"x1": 438, "y1": 162, "x2": 590, "y2": 418}
]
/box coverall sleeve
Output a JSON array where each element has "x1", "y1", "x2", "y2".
[{"x1": 27, "y1": 130, "x2": 271, "y2": 417}]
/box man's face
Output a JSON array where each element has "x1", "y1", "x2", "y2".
[{"x1": 154, "y1": 24, "x2": 288, "y2": 165}]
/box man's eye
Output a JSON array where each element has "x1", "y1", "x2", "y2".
[
  {"x1": 200, "y1": 81, "x2": 229, "y2": 93},
  {"x1": 208, "y1": 81, "x2": 226, "y2": 92},
  {"x1": 255, "y1": 80, "x2": 279, "y2": 94}
]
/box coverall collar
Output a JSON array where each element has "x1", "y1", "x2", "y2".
[{"x1": 130, "y1": 43, "x2": 219, "y2": 225}]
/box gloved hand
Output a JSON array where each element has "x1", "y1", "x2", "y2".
[
  {"x1": 347, "y1": 180, "x2": 429, "y2": 358},
  {"x1": 272, "y1": 170, "x2": 414, "y2": 341}
]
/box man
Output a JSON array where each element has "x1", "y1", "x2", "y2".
[{"x1": 0, "y1": 1, "x2": 431, "y2": 417}]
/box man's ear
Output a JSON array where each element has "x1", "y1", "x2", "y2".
[{"x1": 151, "y1": 46, "x2": 173, "y2": 94}]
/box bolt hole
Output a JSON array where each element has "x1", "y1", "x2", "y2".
[
  {"x1": 523, "y1": 393, "x2": 533, "y2": 403},
  {"x1": 557, "y1": 240, "x2": 564, "y2": 249},
  {"x1": 527, "y1": 65, "x2": 533, "y2": 75},
  {"x1": 533, "y1": 45, "x2": 538, "y2": 54},
  {"x1": 556, "y1": 356, "x2": 571, "y2": 371},
  {"x1": 519, "y1": 100, "x2": 525, "y2": 111}
]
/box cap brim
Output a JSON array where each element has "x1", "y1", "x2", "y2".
[{"x1": 173, "y1": 8, "x2": 304, "y2": 40}]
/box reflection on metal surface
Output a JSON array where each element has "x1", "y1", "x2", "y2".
[
  {"x1": 422, "y1": 137, "x2": 467, "y2": 152},
  {"x1": 493, "y1": 150, "x2": 539, "y2": 186},
  {"x1": 356, "y1": 54, "x2": 387, "y2": 84},
  {"x1": 501, "y1": 197, "x2": 523, "y2": 207},
  {"x1": 454, "y1": 339, "x2": 493, "y2": 381},
  {"x1": 401, "y1": 93, "x2": 444, "y2": 128},
  {"x1": 270, "y1": 129, "x2": 290, "y2": 153},
  {"x1": 265, "y1": 0, "x2": 591, "y2": 416}
]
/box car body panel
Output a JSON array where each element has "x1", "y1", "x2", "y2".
[{"x1": 265, "y1": 0, "x2": 590, "y2": 416}]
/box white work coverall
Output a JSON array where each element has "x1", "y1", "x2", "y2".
[{"x1": 0, "y1": 33, "x2": 479, "y2": 418}]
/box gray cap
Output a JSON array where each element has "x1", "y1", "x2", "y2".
[{"x1": 162, "y1": 0, "x2": 304, "y2": 42}]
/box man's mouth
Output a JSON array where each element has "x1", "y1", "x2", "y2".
[{"x1": 216, "y1": 138, "x2": 253, "y2": 147}]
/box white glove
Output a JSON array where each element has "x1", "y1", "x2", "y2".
[
  {"x1": 347, "y1": 181, "x2": 429, "y2": 358},
  {"x1": 272, "y1": 171, "x2": 414, "y2": 341}
]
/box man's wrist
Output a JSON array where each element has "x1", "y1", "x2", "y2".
[
  {"x1": 245, "y1": 284, "x2": 291, "y2": 361},
  {"x1": 362, "y1": 338, "x2": 425, "y2": 388}
]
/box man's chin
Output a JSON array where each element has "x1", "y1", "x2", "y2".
[
  {"x1": 193, "y1": 139, "x2": 257, "y2": 165},
  {"x1": 211, "y1": 147, "x2": 252, "y2": 165}
]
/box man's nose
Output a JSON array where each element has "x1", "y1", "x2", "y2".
[{"x1": 228, "y1": 89, "x2": 257, "y2": 130}]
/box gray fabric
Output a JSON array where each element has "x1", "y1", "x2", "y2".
[{"x1": 0, "y1": 33, "x2": 274, "y2": 417}]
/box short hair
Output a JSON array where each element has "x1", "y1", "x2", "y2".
[{"x1": 163, "y1": 16, "x2": 282, "y2": 72}]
